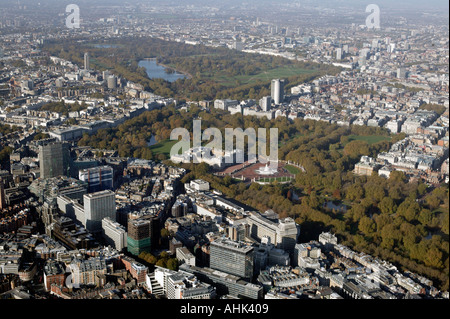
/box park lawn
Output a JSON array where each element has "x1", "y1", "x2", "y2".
[
  {"x1": 346, "y1": 135, "x2": 392, "y2": 145},
  {"x1": 240, "y1": 65, "x2": 317, "y2": 84},
  {"x1": 149, "y1": 139, "x2": 179, "y2": 156},
  {"x1": 284, "y1": 165, "x2": 302, "y2": 175},
  {"x1": 336, "y1": 134, "x2": 392, "y2": 153},
  {"x1": 90, "y1": 58, "x2": 115, "y2": 71},
  {"x1": 203, "y1": 65, "x2": 318, "y2": 88}
]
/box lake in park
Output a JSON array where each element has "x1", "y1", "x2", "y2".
[
  {"x1": 138, "y1": 59, "x2": 187, "y2": 82},
  {"x1": 324, "y1": 201, "x2": 348, "y2": 213},
  {"x1": 92, "y1": 44, "x2": 120, "y2": 48},
  {"x1": 147, "y1": 135, "x2": 157, "y2": 147}
]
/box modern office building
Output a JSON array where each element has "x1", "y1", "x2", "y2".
[
  {"x1": 259, "y1": 96, "x2": 271, "y2": 112},
  {"x1": 254, "y1": 236, "x2": 290, "y2": 273},
  {"x1": 227, "y1": 223, "x2": 250, "y2": 242},
  {"x1": 166, "y1": 272, "x2": 216, "y2": 299},
  {"x1": 51, "y1": 216, "x2": 96, "y2": 250},
  {"x1": 246, "y1": 211, "x2": 299, "y2": 254},
  {"x1": 293, "y1": 242, "x2": 321, "y2": 268},
  {"x1": 39, "y1": 142, "x2": 71, "y2": 179},
  {"x1": 171, "y1": 199, "x2": 189, "y2": 218},
  {"x1": 56, "y1": 194, "x2": 85, "y2": 224},
  {"x1": 102, "y1": 217, "x2": 127, "y2": 251},
  {"x1": 271, "y1": 79, "x2": 285, "y2": 105},
  {"x1": 0, "y1": 178, "x2": 6, "y2": 210},
  {"x1": 79, "y1": 165, "x2": 114, "y2": 193},
  {"x1": 209, "y1": 238, "x2": 254, "y2": 281},
  {"x1": 84, "y1": 52, "x2": 90, "y2": 70},
  {"x1": 127, "y1": 214, "x2": 162, "y2": 252},
  {"x1": 397, "y1": 67, "x2": 407, "y2": 79},
  {"x1": 179, "y1": 264, "x2": 263, "y2": 299},
  {"x1": 83, "y1": 190, "x2": 116, "y2": 233},
  {"x1": 107, "y1": 75, "x2": 117, "y2": 89},
  {"x1": 176, "y1": 247, "x2": 196, "y2": 267},
  {"x1": 147, "y1": 215, "x2": 161, "y2": 251},
  {"x1": 127, "y1": 218, "x2": 151, "y2": 256},
  {"x1": 336, "y1": 48, "x2": 343, "y2": 60},
  {"x1": 151, "y1": 266, "x2": 177, "y2": 295},
  {"x1": 214, "y1": 99, "x2": 239, "y2": 111}
]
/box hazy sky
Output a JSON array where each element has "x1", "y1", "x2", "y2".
[
  {"x1": 0, "y1": 0, "x2": 448, "y2": 16},
  {"x1": 2, "y1": 0, "x2": 449, "y2": 8}
]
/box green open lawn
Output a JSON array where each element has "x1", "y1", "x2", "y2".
[
  {"x1": 90, "y1": 58, "x2": 113, "y2": 71},
  {"x1": 284, "y1": 165, "x2": 302, "y2": 175},
  {"x1": 334, "y1": 135, "x2": 391, "y2": 154},
  {"x1": 149, "y1": 139, "x2": 179, "y2": 156},
  {"x1": 203, "y1": 65, "x2": 317, "y2": 87},
  {"x1": 344, "y1": 135, "x2": 391, "y2": 146}
]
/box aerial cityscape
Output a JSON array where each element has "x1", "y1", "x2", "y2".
[{"x1": 0, "y1": 0, "x2": 448, "y2": 304}]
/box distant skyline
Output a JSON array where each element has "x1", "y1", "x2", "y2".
[
  {"x1": 1, "y1": 0, "x2": 448, "y2": 10},
  {"x1": 0, "y1": 0, "x2": 447, "y2": 33},
  {"x1": 1, "y1": 0, "x2": 447, "y2": 31}
]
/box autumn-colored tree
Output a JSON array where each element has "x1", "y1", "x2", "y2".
[
  {"x1": 349, "y1": 204, "x2": 367, "y2": 223},
  {"x1": 346, "y1": 184, "x2": 364, "y2": 201},
  {"x1": 418, "y1": 209, "x2": 433, "y2": 227},
  {"x1": 332, "y1": 189, "x2": 341, "y2": 200},
  {"x1": 358, "y1": 217, "x2": 376, "y2": 236},
  {"x1": 166, "y1": 258, "x2": 179, "y2": 271},
  {"x1": 161, "y1": 228, "x2": 171, "y2": 238},
  {"x1": 156, "y1": 259, "x2": 167, "y2": 268},
  {"x1": 159, "y1": 251, "x2": 169, "y2": 260},
  {"x1": 378, "y1": 197, "x2": 397, "y2": 215},
  {"x1": 343, "y1": 140, "x2": 370, "y2": 158}
]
